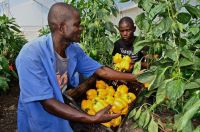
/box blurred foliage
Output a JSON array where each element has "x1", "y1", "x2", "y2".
[
  {"x1": 65, "y1": 0, "x2": 119, "y2": 66},
  {"x1": 125, "y1": 0, "x2": 200, "y2": 131},
  {"x1": 0, "y1": 14, "x2": 26, "y2": 93},
  {"x1": 38, "y1": 25, "x2": 50, "y2": 37}
]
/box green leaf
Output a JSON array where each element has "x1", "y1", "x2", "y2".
[
  {"x1": 182, "y1": 120, "x2": 193, "y2": 132},
  {"x1": 165, "y1": 48, "x2": 179, "y2": 61},
  {"x1": 133, "y1": 39, "x2": 152, "y2": 54},
  {"x1": 182, "y1": 95, "x2": 199, "y2": 113},
  {"x1": 153, "y1": 17, "x2": 173, "y2": 37},
  {"x1": 139, "y1": 0, "x2": 153, "y2": 12},
  {"x1": 193, "y1": 56, "x2": 200, "y2": 68},
  {"x1": 133, "y1": 0, "x2": 142, "y2": 3},
  {"x1": 179, "y1": 58, "x2": 193, "y2": 67},
  {"x1": 138, "y1": 110, "x2": 147, "y2": 127},
  {"x1": 135, "y1": 13, "x2": 150, "y2": 32},
  {"x1": 133, "y1": 61, "x2": 141, "y2": 74},
  {"x1": 177, "y1": 12, "x2": 191, "y2": 24},
  {"x1": 0, "y1": 55, "x2": 9, "y2": 70},
  {"x1": 184, "y1": 81, "x2": 200, "y2": 90},
  {"x1": 156, "y1": 79, "x2": 172, "y2": 104},
  {"x1": 193, "y1": 125, "x2": 200, "y2": 132},
  {"x1": 149, "y1": 67, "x2": 169, "y2": 90},
  {"x1": 128, "y1": 108, "x2": 136, "y2": 119},
  {"x1": 188, "y1": 27, "x2": 199, "y2": 35},
  {"x1": 148, "y1": 3, "x2": 167, "y2": 20},
  {"x1": 143, "y1": 111, "x2": 151, "y2": 128},
  {"x1": 148, "y1": 117, "x2": 158, "y2": 132},
  {"x1": 175, "y1": 100, "x2": 200, "y2": 131},
  {"x1": 134, "y1": 107, "x2": 142, "y2": 120},
  {"x1": 184, "y1": 4, "x2": 200, "y2": 18},
  {"x1": 166, "y1": 79, "x2": 185, "y2": 101},
  {"x1": 174, "y1": 0, "x2": 183, "y2": 11},
  {"x1": 180, "y1": 48, "x2": 193, "y2": 61},
  {"x1": 105, "y1": 21, "x2": 117, "y2": 33},
  {"x1": 0, "y1": 77, "x2": 9, "y2": 92},
  {"x1": 136, "y1": 69, "x2": 156, "y2": 83},
  {"x1": 10, "y1": 25, "x2": 21, "y2": 32},
  {"x1": 110, "y1": 7, "x2": 118, "y2": 17}
]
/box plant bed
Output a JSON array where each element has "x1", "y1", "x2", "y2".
[{"x1": 0, "y1": 79, "x2": 19, "y2": 132}]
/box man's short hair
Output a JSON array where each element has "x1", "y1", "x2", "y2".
[{"x1": 48, "y1": 2, "x2": 78, "y2": 33}]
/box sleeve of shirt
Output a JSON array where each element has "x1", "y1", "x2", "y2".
[
  {"x1": 76, "y1": 47, "x2": 102, "y2": 78},
  {"x1": 16, "y1": 53, "x2": 54, "y2": 103}
]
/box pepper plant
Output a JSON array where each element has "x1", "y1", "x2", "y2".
[
  {"x1": 65, "y1": 0, "x2": 119, "y2": 66},
  {"x1": 0, "y1": 15, "x2": 26, "y2": 93},
  {"x1": 120, "y1": 0, "x2": 200, "y2": 131}
]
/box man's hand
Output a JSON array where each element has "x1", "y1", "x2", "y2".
[
  {"x1": 41, "y1": 98, "x2": 120, "y2": 124},
  {"x1": 92, "y1": 105, "x2": 121, "y2": 123}
]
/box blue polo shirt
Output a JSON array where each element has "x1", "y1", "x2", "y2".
[{"x1": 16, "y1": 33, "x2": 102, "y2": 132}]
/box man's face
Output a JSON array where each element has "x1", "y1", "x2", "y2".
[
  {"x1": 119, "y1": 22, "x2": 135, "y2": 41},
  {"x1": 62, "y1": 12, "x2": 82, "y2": 42}
]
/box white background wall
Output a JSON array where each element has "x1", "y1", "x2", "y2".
[{"x1": 5, "y1": 0, "x2": 64, "y2": 40}]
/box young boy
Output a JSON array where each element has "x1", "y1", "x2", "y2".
[{"x1": 112, "y1": 16, "x2": 147, "y2": 71}]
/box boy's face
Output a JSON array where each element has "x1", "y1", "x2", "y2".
[{"x1": 119, "y1": 22, "x2": 135, "y2": 41}]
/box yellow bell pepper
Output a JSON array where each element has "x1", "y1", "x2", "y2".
[
  {"x1": 87, "y1": 109, "x2": 96, "y2": 115},
  {"x1": 96, "y1": 80, "x2": 107, "y2": 89},
  {"x1": 111, "y1": 105, "x2": 121, "y2": 114},
  {"x1": 111, "y1": 116, "x2": 122, "y2": 127},
  {"x1": 144, "y1": 83, "x2": 149, "y2": 88},
  {"x1": 113, "y1": 98, "x2": 127, "y2": 111},
  {"x1": 86, "y1": 89, "x2": 97, "y2": 100},
  {"x1": 114, "y1": 63, "x2": 122, "y2": 71},
  {"x1": 106, "y1": 86, "x2": 115, "y2": 96},
  {"x1": 97, "y1": 88, "x2": 107, "y2": 98},
  {"x1": 117, "y1": 85, "x2": 128, "y2": 94},
  {"x1": 128, "y1": 92, "x2": 136, "y2": 103},
  {"x1": 93, "y1": 99, "x2": 107, "y2": 112},
  {"x1": 104, "y1": 96, "x2": 114, "y2": 104},
  {"x1": 113, "y1": 53, "x2": 122, "y2": 64},
  {"x1": 122, "y1": 55, "x2": 131, "y2": 63},
  {"x1": 120, "y1": 93, "x2": 129, "y2": 104},
  {"x1": 120, "y1": 60, "x2": 130, "y2": 71},
  {"x1": 101, "y1": 121, "x2": 111, "y2": 127},
  {"x1": 81, "y1": 99, "x2": 93, "y2": 111},
  {"x1": 121, "y1": 106, "x2": 128, "y2": 115}
]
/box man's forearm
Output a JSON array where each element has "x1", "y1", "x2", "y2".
[
  {"x1": 41, "y1": 98, "x2": 94, "y2": 123},
  {"x1": 95, "y1": 66, "x2": 137, "y2": 81}
]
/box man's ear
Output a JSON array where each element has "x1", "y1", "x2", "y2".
[{"x1": 59, "y1": 23, "x2": 65, "y2": 34}]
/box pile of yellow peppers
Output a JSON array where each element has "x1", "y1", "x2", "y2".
[
  {"x1": 81, "y1": 80, "x2": 136, "y2": 128},
  {"x1": 113, "y1": 53, "x2": 132, "y2": 72}
]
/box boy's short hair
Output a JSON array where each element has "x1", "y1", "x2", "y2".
[{"x1": 119, "y1": 16, "x2": 134, "y2": 27}]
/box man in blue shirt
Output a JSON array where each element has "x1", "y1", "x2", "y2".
[{"x1": 16, "y1": 3, "x2": 140, "y2": 132}]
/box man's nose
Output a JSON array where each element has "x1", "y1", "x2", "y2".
[{"x1": 122, "y1": 31, "x2": 128, "y2": 36}]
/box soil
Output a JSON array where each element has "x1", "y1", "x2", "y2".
[{"x1": 0, "y1": 79, "x2": 19, "y2": 132}]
